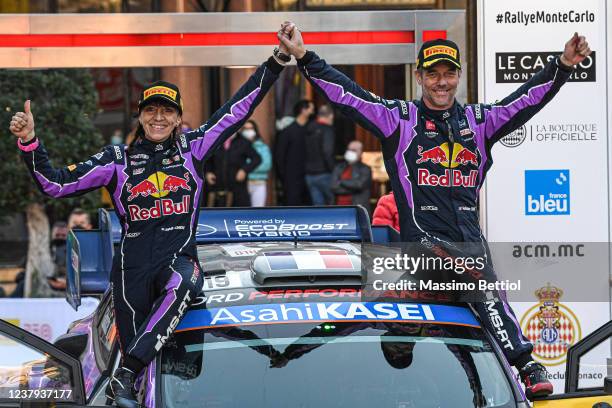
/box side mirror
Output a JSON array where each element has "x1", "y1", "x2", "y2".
[{"x1": 54, "y1": 331, "x2": 88, "y2": 359}]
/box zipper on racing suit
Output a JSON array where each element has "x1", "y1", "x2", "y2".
[
  {"x1": 446, "y1": 119, "x2": 460, "y2": 237},
  {"x1": 153, "y1": 147, "x2": 164, "y2": 257}
]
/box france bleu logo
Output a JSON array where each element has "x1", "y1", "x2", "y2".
[{"x1": 524, "y1": 170, "x2": 570, "y2": 216}]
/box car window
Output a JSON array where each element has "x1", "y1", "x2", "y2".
[
  {"x1": 161, "y1": 322, "x2": 516, "y2": 408},
  {"x1": 94, "y1": 291, "x2": 117, "y2": 368},
  {"x1": 0, "y1": 332, "x2": 77, "y2": 402},
  {"x1": 577, "y1": 338, "x2": 611, "y2": 390}
]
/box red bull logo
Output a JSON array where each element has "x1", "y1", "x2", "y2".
[
  {"x1": 126, "y1": 179, "x2": 157, "y2": 201},
  {"x1": 418, "y1": 169, "x2": 478, "y2": 187},
  {"x1": 454, "y1": 148, "x2": 478, "y2": 166},
  {"x1": 126, "y1": 171, "x2": 192, "y2": 221},
  {"x1": 127, "y1": 171, "x2": 191, "y2": 202},
  {"x1": 416, "y1": 145, "x2": 447, "y2": 164},
  {"x1": 163, "y1": 173, "x2": 191, "y2": 193},
  {"x1": 416, "y1": 143, "x2": 479, "y2": 168},
  {"x1": 128, "y1": 195, "x2": 191, "y2": 221}
]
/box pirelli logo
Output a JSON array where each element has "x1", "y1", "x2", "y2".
[
  {"x1": 144, "y1": 86, "x2": 177, "y2": 101},
  {"x1": 424, "y1": 45, "x2": 457, "y2": 59}
]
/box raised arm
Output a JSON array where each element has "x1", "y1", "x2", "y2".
[
  {"x1": 278, "y1": 23, "x2": 401, "y2": 140},
  {"x1": 10, "y1": 100, "x2": 116, "y2": 198},
  {"x1": 473, "y1": 33, "x2": 591, "y2": 147},
  {"x1": 185, "y1": 58, "x2": 284, "y2": 164}
]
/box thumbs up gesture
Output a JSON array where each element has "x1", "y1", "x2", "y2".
[
  {"x1": 560, "y1": 32, "x2": 591, "y2": 67},
  {"x1": 9, "y1": 100, "x2": 36, "y2": 142}
]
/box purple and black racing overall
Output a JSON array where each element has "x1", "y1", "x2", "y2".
[
  {"x1": 19, "y1": 57, "x2": 284, "y2": 370},
  {"x1": 296, "y1": 50, "x2": 573, "y2": 365}
]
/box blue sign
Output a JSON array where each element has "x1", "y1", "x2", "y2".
[
  {"x1": 106, "y1": 207, "x2": 372, "y2": 243},
  {"x1": 195, "y1": 207, "x2": 370, "y2": 243},
  {"x1": 176, "y1": 302, "x2": 480, "y2": 332},
  {"x1": 525, "y1": 170, "x2": 570, "y2": 216}
]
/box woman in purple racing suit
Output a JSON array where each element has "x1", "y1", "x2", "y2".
[{"x1": 9, "y1": 49, "x2": 289, "y2": 407}]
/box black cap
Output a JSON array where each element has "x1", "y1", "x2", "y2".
[
  {"x1": 416, "y1": 39, "x2": 461, "y2": 70},
  {"x1": 138, "y1": 80, "x2": 183, "y2": 114}
]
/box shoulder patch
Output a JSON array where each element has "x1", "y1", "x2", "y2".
[
  {"x1": 113, "y1": 145, "x2": 123, "y2": 160},
  {"x1": 112, "y1": 144, "x2": 126, "y2": 165},
  {"x1": 471, "y1": 104, "x2": 488, "y2": 125},
  {"x1": 179, "y1": 133, "x2": 189, "y2": 151},
  {"x1": 398, "y1": 100, "x2": 410, "y2": 120},
  {"x1": 178, "y1": 133, "x2": 189, "y2": 153}
]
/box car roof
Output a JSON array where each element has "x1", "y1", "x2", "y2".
[{"x1": 196, "y1": 241, "x2": 363, "y2": 292}]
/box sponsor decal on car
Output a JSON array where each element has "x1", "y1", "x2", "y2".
[
  {"x1": 176, "y1": 302, "x2": 480, "y2": 331},
  {"x1": 264, "y1": 250, "x2": 353, "y2": 271}
]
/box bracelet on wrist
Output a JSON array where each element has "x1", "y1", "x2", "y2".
[
  {"x1": 273, "y1": 47, "x2": 291, "y2": 63},
  {"x1": 559, "y1": 55, "x2": 574, "y2": 68}
]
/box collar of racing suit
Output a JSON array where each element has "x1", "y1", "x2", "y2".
[
  {"x1": 416, "y1": 98, "x2": 460, "y2": 122},
  {"x1": 136, "y1": 134, "x2": 176, "y2": 152}
]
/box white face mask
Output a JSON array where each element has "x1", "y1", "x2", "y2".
[
  {"x1": 344, "y1": 150, "x2": 359, "y2": 164},
  {"x1": 242, "y1": 129, "x2": 256, "y2": 140}
]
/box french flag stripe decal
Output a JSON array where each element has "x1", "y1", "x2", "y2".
[
  {"x1": 319, "y1": 250, "x2": 353, "y2": 269},
  {"x1": 265, "y1": 250, "x2": 352, "y2": 271},
  {"x1": 293, "y1": 251, "x2": 326, "y2": 270},
  {"x1": 265, "y1": 252, "x2": 297, "y2": 270}
]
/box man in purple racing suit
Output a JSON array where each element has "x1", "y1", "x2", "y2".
[
  {"x1": 10, "y1": 50, "x2": 290, "y2": 407},
  {"x1": 277, "y1": 24, "x2": 591, "y2": 400}
]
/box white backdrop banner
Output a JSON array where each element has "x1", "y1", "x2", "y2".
[
  {"x1": 477, "y1": 0, "x2": 609, "y2": 395},
  {"x1": 0, "y1": 297, "x2": 99, "y2": 343},
  {"x1": 479, "y1": 1, "x2": 606, "y2": 242}
]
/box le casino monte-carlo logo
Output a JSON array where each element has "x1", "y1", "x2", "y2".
[{"x1": 496, "y1": 51, "x2": 596, "y2": 83}]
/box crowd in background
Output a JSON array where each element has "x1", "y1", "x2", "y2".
[
  {"x1": 198, "y1": 100, "x2": 372, "y2": 211},
  {"x1": 3, "y1": 208, "x2": 92, "y2": 298}
]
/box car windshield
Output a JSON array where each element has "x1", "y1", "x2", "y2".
[{"x1": 161, "y1": 319, "x2": 516, "y2": 408}]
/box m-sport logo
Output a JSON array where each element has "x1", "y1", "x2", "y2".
[
  {"x1": 496, "y1": 51, "x2": 595, "y2": 83},
  {"x1": 524, "y1": 170, "x2": 570, "y2": 216}
]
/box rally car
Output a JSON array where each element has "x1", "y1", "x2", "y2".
[{"x1": 0, "y1": 207, "x2": 610, "y2": 408}]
